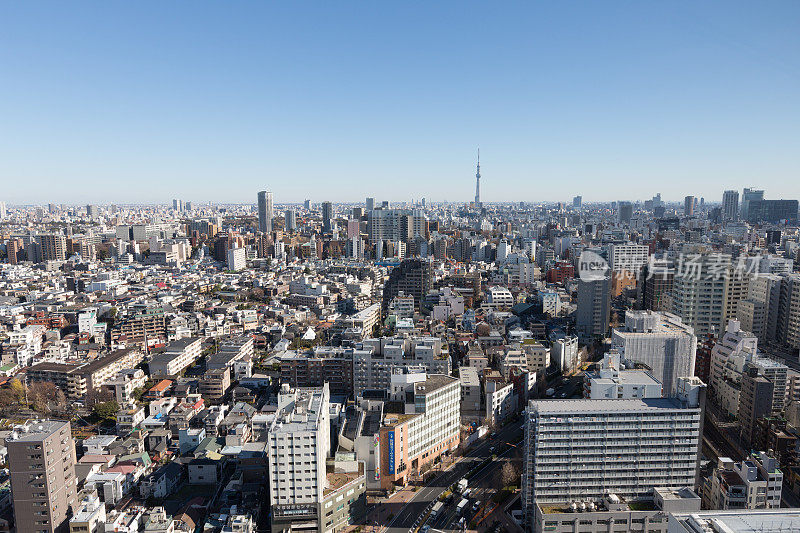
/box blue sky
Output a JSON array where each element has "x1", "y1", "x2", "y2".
[{"x1": 1, "y1": 2, "x2": 798, "y2": 205}]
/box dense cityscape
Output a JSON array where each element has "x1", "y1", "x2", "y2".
[{"x1": 0, "y1": 182, "x2": 799, "y2": 533}]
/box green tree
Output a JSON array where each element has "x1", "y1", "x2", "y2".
[{"x1": 92, "y1": 400, "x2": 119, "y2": 421}]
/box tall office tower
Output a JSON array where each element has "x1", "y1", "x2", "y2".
[
  {"x1": 8, "y1": 420, "x2": 77, "y2": 533},
  {"x1": 572, "y1": 195, "x2": 582, "y2": 208},
  {"x1": 739, "y1": 366, "x2": 774, "y2": 448},
  {"x1": 172, "y1": 199, "x2": 182, "y2": 211},
  {"x1": 0, "y1": 201, "x2": 6, "y2": 219},
  {"x1": 474, "y1": 149, "x2": 481, "y2": 207},
  {"x1": 521, "y1": 377, "x2": 704, "y2": 530},
  {"x1": 737, "y1": 273, "x2": 782, "y2": 343},
  {"x1": 346, "y1": 218, "x2": 360, "y2": 239},
  {"x1": 777, "y1": 274, "x2": 800, "y2": 350},
  {"x1": 258, "y1": 190, "x2": 273, "y2": 234},
  {"x1": 184, "y1": 201, "x2": 192, "y2": 211},
  {"x1": 86, "y1": 204, "x2": 97, "y2": 218},
  {"x1": 575, "y1": 275, "x2": 612, "y2": 342},
  {"x1": 321, "y1": 201, "x2": 333, "y2": 233},
  {"x1": 304, "y1": 199, "x2": 311, "y2": 210},
  {"x1": 346, "y1": 236, "x2": 364, "y2": 259},
  {"x1": 268, "y1": 384, "x2": 330, "y2": 533},
  {"x1": 39, "y1": 234, "x2": 67, "y2": 261},
  {"x1": 617, "y1": 201, "x2": 633, "y2": 223},
  {"x1": 365, "y1": 197, "x2": 375, "y2": 212},
  {"x1": 607, "y1": 243, "x2": 649, "y2": 278},
  {"x1": 672, "y1": 253, "x2": 730, "y2": 337},
  {"x1": 284, "y1": 209, "x2": 297, "y2": 232},
  {"x1": 381, "y1": 259, "x2": 433, "y2": 315},
  {"x1": 351, "y1": 207, "x2": 364, "y2": 220},
  {"x1": 747, "y1": 199, "x2": 800, "y2": 224},
  {"x1": 638, "y1": 257, "x2": 674, "y2": 312},
  {"x1": 741, "y1": 187, "x2": 764, "y2": 221},
  {"x1": 722, "y1": 190, "x2": 739, "y2": 222},
  {"x1": 612, "y1": 311, "x2": 697, "y2": 395},
  {"x1": 684, "y1": 195, "x2": 695, "y2": 216}
]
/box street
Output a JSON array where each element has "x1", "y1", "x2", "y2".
[{"x1": 375, "y1": 418, "x2": 524, "y2": 533}]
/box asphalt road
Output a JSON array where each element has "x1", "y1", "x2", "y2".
[{"x1": 383, "y1": 419, "x2": 524, "y2": 533}]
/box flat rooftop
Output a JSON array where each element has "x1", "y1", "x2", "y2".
[{"x1": 528, "y1": 397, "x2": 692, "y2": 415}]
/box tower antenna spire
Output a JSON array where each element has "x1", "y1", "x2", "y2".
[{"x1": 475, "y1": 147, "x2": 481, "y2": 208}]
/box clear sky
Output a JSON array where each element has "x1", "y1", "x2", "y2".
[{"x1": 1, "y1": 2, "x2": 799, "y2": 205}]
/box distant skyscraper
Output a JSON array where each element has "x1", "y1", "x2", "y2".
[
  {"x1": 576, "y1": 275, "x2": 612, "y2": 341},
  {"x1": 618, "y1": 201, "x2": 633, "y2": 223},
  {"x1": 257, "y1": 190, "x2": 273, "y2": 234},
  {"x1": 304, "y1": 199, "x2": 311, "y2": 210},
  {"x1": 722, "y1": 190, "x2": 739, "y2": 222},
  {"x1": 741, "y1": 187, "x2": 764, "y2": 221},
  {"x1": 474, "y1": 149, "x2": 481, "y2": 207},
  {"x1": 284, "y1": 209, "x2": 297, "y2": 232},
  {"x1": 172, "y1": 199, "x2": 182, "y2": 211},
  {"x1": 40, "y1": 234, "x2": 66, "y2": 262},
  {"x1": 684, "y1": 195, "x2": 695, "y2": 216},
  {"x1": 184, "y1": 201, "x2": 192, "y2": 211},
  {"x1": 321, "y1": 201, "x2": 333, "y2": 233},
  {"x1": 365, "y1": 197, "x2": 375, "y2": 212},
  {"x1": 572, "y1": 195, "x2": 582, "y2": 208},
  {"x1": 86, "y1": 204, "x2": 97, "y2": 218}
]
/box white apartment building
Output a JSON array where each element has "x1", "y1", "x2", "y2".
[
  {"x1": 149, "y1": 337, "x2": 203, "y2": 376},
  {"x1": 608, "y1": 243, "x2": 650, "y2": 277},
  {"x1": 485, "y1": 286, "x2": 514, "y2": 309},
  {"x1": 704, "y1": 452, "x2": 783, "y2": 510},
  {"x1": 737, "y1": 273, "x2": 782, "y2": 343},
  {"x1": 551, "y1": 335, "x2": 579, "y2": 374},
  {"x1": 486, "y1": 380, "x2": 517, "y2": 424},
  {"x1": 709, "y1": 319, "x2": 787, "y2": 417},
  {"x1": 584, "y1": 351, "x2": 663, "y2": 399},
  {"x1": 354, "y1": 337, "x2": 450, "y2": 395},
  {"x1": 226, "y1": 247, "x2": 246, "y2": 272},
  {"x1": 522, "y1": 376, "x2": 705, "y2": 526},
  {"x1": 268, "y1": 384, "x2": 330, "y2": 522},
  {"x1": 612, "y1": 311, "x2": 697, "y2": 396}
]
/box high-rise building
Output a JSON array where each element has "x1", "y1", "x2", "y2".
[
  {"x1": 86, "y1": 204, "x2": 98, "y2": 218},
  {"x1": 741, "y1": 188, "x2": 764, "y2": 221},
  {"x1": 365, "y1": 197, "x2": 374, "y2": 212},
  {"x1": 618, "y1": 201, "x2": 633, "y2": 223},
  {"x1": 522, "y1": 376, "x2": 704, "y2": 529},
  {"x1": 268, "y1": 384, "x2": 330, "y2": 533},
  {"x1": 607, "y1": 243, "x2": 649, "y2": 278},
  {"x1": 303, "y1": 199, "x2": 311, "y2": 210},
  {"x1": 572, "y1": 195, "x2": 582, "y2": 208},
  {"x1": 575, "y1": 275, "x2": 612, "y2": 342},
  {"x1": 284, "y1": 209, "x2": 297, "y2": 232},
  {"x1": 8, "y1": 420, "x2": 77, "y2": 533},
  {"x1": 381, "y1": 259, "x2": 433, "y2": 316},
  {"x1": 258, "y1": 191, "x2": 273, "y2": 234},
  {"x1": 172, "y1": 199, "x2": 182, "y2": 211},
  {"x1": 777, "y1": 274, "x2": 800, "y2": 350},
  {"x1": 638, "y1": 257, "x2": 674, "y2": 312},
  {"x1": 722, "y1": 190, "x2": 739, "y2": 222},
  {"x1": 684, "y1": 195, "x2": 695, "y2": 216},
  {"x1": 321, "y1": 201, "x2": 333, "y2": 233},
  {"x1": 39, "y1": 233, "x2": 67, "y2": 261},
  {"x1": 737, "y1": 273, "x2": 782, "y2": 343},
  {"x1": 612, "y1": 311, "x2": 697, "y2": 396},
  {"x1": 672, "y1": 254, "x2": 730, "y2": 337},
  {"x1": 739, "y1": 366, "x2": 774, "y2": 448},
  {"x1": 0, "y1": 201, "x2": 6, "y2": 219},
  {"x1": 746, "y1": 199, "x2": 799, "y2": 224}
]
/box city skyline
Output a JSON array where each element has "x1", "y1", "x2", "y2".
[{"x1": 1, "y1": 2, "x2": 799, "y2": 204}]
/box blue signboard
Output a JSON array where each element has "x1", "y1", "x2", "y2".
[{"x1": 387, "y1": 431, "x2": 395, "y2": 475}]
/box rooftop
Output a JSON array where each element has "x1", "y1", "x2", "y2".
[{"x1": 528, "y1": 397, "x2": 694, "y2": 415}]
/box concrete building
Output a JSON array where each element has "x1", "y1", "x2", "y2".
[
  {"x1": 722, "y1": 190, "x2": 739, "y2": 221},
  {"x1": 268, "y1": 384, "x2": 330, "y2": 532},
  {"x1": 149, "y1": 337, "x2": 203, "y2": 377},
  {"x1": 7, "y1": 420, "x2": 77, "y2": 533},
  {"x1": 69, "y1": 492, "x2": 106, "y2": 533},
  {"x1": 458, "y1": 366, "x2": 482, "y2": 417},
  {"x1": 671, "y1": 254, "x2": 730, "y2": 337},
  {"x1": 703, "y1": 452, "x2": 782, "y2": 510},
  {"x1": 258, "y1": 190, "x2": 273, "y2": 234},
  {"x1": 576, "y1": 275, "x2": 612, "y2": 342},
  {"x1": 584, "y1": 350, "x2": 663, "y2": 399},
  {"x1": 612, "y1": 311, "x2": 697, "y2": 396},
  {"x1": 226, "y1": 247, "x2": 246, "y2": 272},
  {"x1": 522, "y1": 376, "x2": 705, "y2": 528},
  {"x1": 550, "y1": 335, "x2": 579, "y2": 374},
  {"x1": 738, "y1": 367, "x2": 774, "y2": 448},
  {"x1": 377, "y1": 374, "x2": 460, "y2": 490}
]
